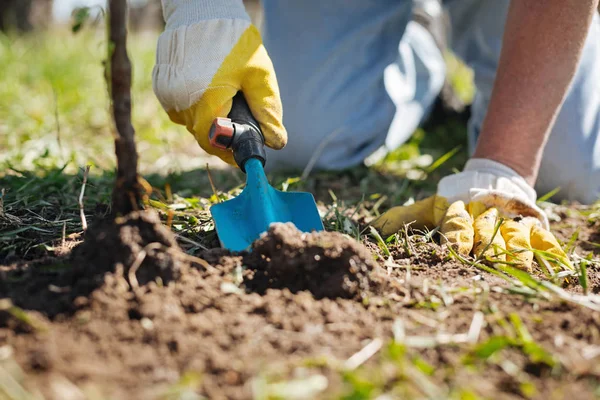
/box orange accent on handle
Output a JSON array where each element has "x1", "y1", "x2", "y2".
[{"x1": 209, "y1": 117, "x2": 235, "y2": 150}]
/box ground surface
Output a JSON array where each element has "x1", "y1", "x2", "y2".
[{"x1": 1, "y1": 29, "x2": 600, "y2": 400}]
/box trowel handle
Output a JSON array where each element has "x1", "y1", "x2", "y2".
[{"x1": 209, "y1": 92, "x2": 267, "y2": 173}]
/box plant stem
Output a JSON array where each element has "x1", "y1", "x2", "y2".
[{"x1": 109, "y1": 0, "x2": 143, "y2": 214}]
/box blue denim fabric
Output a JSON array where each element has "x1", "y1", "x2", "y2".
[
  {"x1": 449, "y1": 0, "x2": 600, "y2": 202},
  {"x1": 261, "y1": 0, "x2": 600, "y2": 203}
]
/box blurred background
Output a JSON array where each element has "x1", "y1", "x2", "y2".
[
  {"x1": 0, "y1": 0, "x2": 265, "y2": 177},
  {"x1": 0, "y1": 0, "x2": 263, "y2": 31},
  {"x1": 2, "y1": 0, "x2": 161, "y2": 32},
  {"x1": 1, "y1": 1, "x2": 599, "y2": 178}
]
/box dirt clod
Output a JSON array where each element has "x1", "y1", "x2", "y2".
[{"x1": 246, "y1": 223, "x2": 383, "y2": 299}]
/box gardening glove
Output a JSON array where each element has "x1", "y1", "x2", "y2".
[
  {"x1": 372, "y1": 159, "x2": 572, "y2": 272},
  {"x1": 152, "y1": 0, "x2": 287, "y2": 165}
]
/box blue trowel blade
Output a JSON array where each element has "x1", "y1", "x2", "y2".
[{"x1": 210, "y1": 158, "x2": 324, "y2": 251}]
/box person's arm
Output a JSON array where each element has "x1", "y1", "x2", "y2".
[{"x1": 473, "y1": 0, "x2": 600, "y2": 185}]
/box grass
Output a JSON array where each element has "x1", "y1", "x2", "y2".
[
  {"x1": 0, "y1": 28, "x2": 214, "y2": 175},
  {"x1": 0, "y1": 26, "x2": 472, "y2": 261},
  {"x1": 1, "y1": 27, "x2": 600, "y2": 400}
]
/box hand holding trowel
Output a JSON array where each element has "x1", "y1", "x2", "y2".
[{"x1": 209, "y1": 93, "x2": 324, "y2": 251}]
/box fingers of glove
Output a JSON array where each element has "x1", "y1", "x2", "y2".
[
  {"x1": 499, "y1": 219, "x2": 535, "y2": 271},
  {"x1": 530, "y1": 225, "x2": 573, "y2": 271},
  {"x1": 473, "y1": 208, "x2": 506, "y2": 262},
  {"x1": 210, "y1": 24, "x2": 287, "y2": 150},
  {"x1": 240, "y1": 30, "x2": 287, "y2": 150},
  {"x1": 372, "y1": 196, "x2": 438, "y2": 237},
  {"x1": 208, "y1": 24, "x2": 287, "y2": 150},
  {"x1": 166, "y1": 24, "x2": 285, "y2": 165},
  {"x1": 440, "y1": 201, "x2": 474, "y2": 256},
  {"x1": 467, "y1": 201, "x2": 487, "y2": 220},
  {"x1": 469, "y1": 190, "x2": 549, "y2": 229},
  {"x1": 168, "y1": 88, "x2": 238, "y2": 166},
  {"x1": 432, "y1": 195, "x2": 450, "y2": 225}
]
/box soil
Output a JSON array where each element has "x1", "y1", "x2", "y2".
[
  {"x1": 1, "y1": 207, "x2": 599, "y2": 399},
  {"x1": 247, "y1": 223, "x2": 386, "y2": 300}
]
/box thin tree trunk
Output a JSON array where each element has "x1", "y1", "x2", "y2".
[
  {"x1": 0, "y1": 0, "x2": 32, "y2": 32},
  {"x1": 109, "y1": 0, "x2": 143, "y2": 214}
]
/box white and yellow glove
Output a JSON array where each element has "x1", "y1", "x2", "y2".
[
  {"x1": 152, "y1": 0, "x2": 287, "y2": 165},
  {"x1": 372, "y1": 159, "x2": 571, "y2": 272}
]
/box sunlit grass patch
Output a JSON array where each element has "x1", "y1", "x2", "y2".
[{"x1": 0, "y1": 29, "x2": 215, "y2": 175}]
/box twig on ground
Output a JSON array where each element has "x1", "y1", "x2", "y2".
[
  {"x1": 344, "y1": 338, "x2": 383, "y2": 370},
  {"x1": 404, "y1": 363, "x2": 445, "y2": 399},
  {"x1": 166, "y1": 209, "x2": 174, "y2": 229},
  {"x1": 403, "y1": 224, "x2": 414, "y2": 256},
  {"x1": 52, "y1": 85, "x2": 62, "y2": 154},
  {"x1": 393, "y1": 318, "x2": 406, "y2": 342},
  {"x1": 127, "y1": 242, "x2": 164, "y2": 295},
  {"x1": 131, "y1": 240, "x2": 215, "y2": 279},
  {"x1": 128, "y1": 249, "x2": 147, "y2": 295},
  {"x1": 174, "y1": 233, "x2": 209, "y2": 251},
  {"x1": 165, "y1": 183, "x2": 173, "y2": 203},
  {"x1": 0, "y1": 189, "x2": 18, "y2": 225},
  {"x1": 61, "y1": 221, "x2": 66, "y2": 248},
  {"x1": 0, "y1": 359, "x2": 35, "y2": 400},
  {"x1": 79, "y1": 165, "x2": 91, "y2": 231},
  {"x1": 173, "y1": 251, "x2": 215, "y2": 271},
  {"x1": 301, "y1": 126, "x2": 344, "y2": 181},
  {"x1": 395, "y1": 311, "x2": 484, "y2": 348},
  {"x1": 407, "y1": 311, "x2": 438, "y2": 328},
  {"x1": 206, "y1": 163, "x2": 220, "y2": 202},
  {"x1": 467, "y1": 311, "x2": 485, "y2": 343},
  {"x1": 0, "y1": 188, "x2": 4, "y2": 218}
]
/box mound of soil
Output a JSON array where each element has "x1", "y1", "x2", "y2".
[
  {"x1": 71, "y1": 210, "x2": 183, "y2": 287},
  {"x1": 245, "y1": 223, "x2": 385, "y2": 299},
  {"x1": 1, "y1": 211, "x2": 187, "y2": 318}
]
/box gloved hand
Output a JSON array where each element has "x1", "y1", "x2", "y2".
[
  {"x1": 152, "y1": 0, "x2": 287, "y2": 165},
  {"x1": 372, "y1": 159, "x2": 572, "y2": 272}
]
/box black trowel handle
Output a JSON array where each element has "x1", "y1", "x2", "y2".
[{"x1": 209, "y1": 92, "x2": 267, "y2": 173}]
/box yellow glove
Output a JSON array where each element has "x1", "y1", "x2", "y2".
[
  {"x1": 153, "y1": 0, "x2": 287, "y2": 165},
  {"x1": 372, "y1": 159, "x2": 572, "y2": 272}
]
